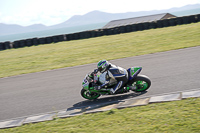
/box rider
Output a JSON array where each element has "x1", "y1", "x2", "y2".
[{"x1": 94, "y1": 60, "x2": 130, "y2": 94}]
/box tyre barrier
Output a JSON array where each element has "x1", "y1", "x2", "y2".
[
  {"x1": 169, "y1": 18, "x2": 177, "y2": 26},
  {"x1": 125, "y1": 25, "x2": 132, "y2": 32},
  {"x1": 19, "y1": 40, "x2": 26, "y2": 48},
  {"x1": 197, "y1": 14, "x2": 200, "y2": 21},
  {"x1": 182, "y1": 16, "x2": 191, "y2": 24},
  {"x1": 97, "y1": 29, "x2": 104, "y2": 37},
  {"x1": 90, "y1": 30, "x2": 97, "y2": 37},
  {"x1": 26, "y1": 39, "x2": 33, "y2": 47},
  {"x1": 80, "y1": 31, "x2": 90, "y2": 39},
  {"x1": 46, "y1": 37, "x2": 53, "y2": 44},
  {"x1": 162, "y1": 19, "x2": 170, "y2": 27},
  {"x1": 143, "y1": 22, "x2": 151, "y2": 30},
  {"x1": 105, "y1": 28, "x2": 114, "y2": 35},
  {"x1": 156, "y1": 20, "x2": 164, "y2": 28},
  {"x1": 119, "y1": 26, "x2": 126, "y2": 33},
  {"x1": 73, "y1": 32, "x2": 81, "y2": 40},
  {"x1": 176, "y1": 17, "x2": 183, "y2": 25},
  {"x1": 149, "y1": 22, "x2": 157, "y2": 29},
  {"x1": 52, "y1": 35, "x2": 59, "y2": 42},
  {"x1": 66, "y1": 34, "x2": 74, "y2": 41},
  {"x1": 13, "y1": 41, "x2": 20, "y2": 48},
  {"x1": 0, "y1": 42, "x2": 5, "y2": 50},
  {"x1": 131, "y1": 24, "x2": 138, "y2": 32},
  {"x1": 137, "y1": 23, "x2": 144, "y2": 31},
  {"x1": 1, "y1": 14, "x2": 200, "y2": 51},
  {"x1": 4, "y1": 41, "x2": 12, "y2": 49},
  {"x1": 57, "y1": 35, "x2": 67, "y2": 42},
  {"x1": 38, "y1": 38, "x2": 46, "y2": 45},
  {"x1": 33, "y1": 38, "x2": 39, "y2": 46}
]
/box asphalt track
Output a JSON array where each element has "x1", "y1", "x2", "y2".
[{"x1": 0, "y1": 46, "x2": 200, "y2": 121}]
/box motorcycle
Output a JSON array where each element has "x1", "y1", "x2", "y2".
[{"x1": 81, "y1": 66, "x2": 151, "y2": 100}]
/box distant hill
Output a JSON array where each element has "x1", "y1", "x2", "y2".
[
  {"x1": 0, "y1": 23, "x2": 47, "y2": 36},
  {"x1": 0, "y1": 4, "x2": 200, "y2": 36},
  {"x1": 50, "y1": 4, "x2": 200, "y2": 29}
]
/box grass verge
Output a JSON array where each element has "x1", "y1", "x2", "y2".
[
  {"x1": 1, "y1": 98, "x2": 200, "y2": 133},
  {"x1": 1, "y1": 22, "x2": 200, "y2": 78}
]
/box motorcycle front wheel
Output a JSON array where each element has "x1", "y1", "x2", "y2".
[
  {"x1": 81, "y1": 89, "x2": 101, "y2": 100},
  {"x1": 128, "y1": 75, "x2": 151, "y2": 92}
]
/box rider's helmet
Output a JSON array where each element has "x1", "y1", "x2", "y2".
[{"x1": 97, "y1": 60, "x2": 109, "y2": 73}]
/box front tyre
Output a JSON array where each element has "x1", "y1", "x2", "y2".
[
  {"x1": 81, "y1": 89, "x2": 101, "y2": 100},
  {"x1": 129, "y1": 75, "x2": 151, "y2": 92}
]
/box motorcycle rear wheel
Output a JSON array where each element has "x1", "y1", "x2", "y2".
[
  {"x1": 81, "y1": 89, "x2": 101, "y2": 100},
  {"x1": 129, "y1": 75, "x2": 151, "y2": 92}
]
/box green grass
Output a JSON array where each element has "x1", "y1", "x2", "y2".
[
  {"x1": 1, "y1": 98, "x2": 200, "y2": 133},
  {"x1": 1, "y1": 22, "x2": 200, "y2": 78}
]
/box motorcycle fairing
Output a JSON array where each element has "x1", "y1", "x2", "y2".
[{"x1": 127, "y1": 67, "x2": 142, "y2": 80}]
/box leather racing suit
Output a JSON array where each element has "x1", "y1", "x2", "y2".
[{"x1": 97, "y1": 64, "x2": 129, "y2": 94}]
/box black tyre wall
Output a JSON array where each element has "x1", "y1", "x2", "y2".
[
  {"x1": 38, "y1": 38, "x2": 46, "y2": 44},
  {"x1": 13, "y1": 41, "x2": 20, "y2": 48},
  {"x1": 143, "y1": 22, "x2": 151, "y2": 30},
  {"x1": 26, "y1": 39, "x2": 33, "y2": 47},
  {"x1": 4, "y1": 41, "x2": 12, "y2": 49},
  {"x1": 33, "y1": 38, "x2": 39, "y2": 45},
  {"x1": 0, "y1": 42, "x2": 5, "y2": 50},
  {"x1": 46, "y1": 37, "x2": 53, "y2": 44},
  {"x1": 156, "y1": 20, "x2": 163, "y2": 28},
  {"x1": 19, "y1": 40, "x2": 26, "y2": 47},
  {"x1": 169, "y1": 18, "x2": 177, "y2": 26},
  {"x1": 196, "y1": 14, "x2": 200, "y2": 22}
]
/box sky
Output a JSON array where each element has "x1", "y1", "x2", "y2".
[{"x1": 0, "y1": 0, "x2": 200, "y2": 26}]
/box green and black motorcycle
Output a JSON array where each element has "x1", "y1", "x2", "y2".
[{"x1": 81, "y1": 67, "x2": 151, "y2": 100}]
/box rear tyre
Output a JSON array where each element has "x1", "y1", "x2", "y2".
[
  {"x1": 81, "y1": 89, "x2": 101, "y2": 100},
  {"x1": 128, "y1": 75, "x2": 151, "y2": 92}
]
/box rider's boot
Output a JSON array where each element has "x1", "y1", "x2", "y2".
[
  {"x1": 110, "y1": 81, "x2": 123, "y2": 94},
  {"x1": 109, "y1": 88, "x2": 115, "y2": 94}
]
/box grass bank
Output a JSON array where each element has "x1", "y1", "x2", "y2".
[
  {"x1": 0, "y1": 22, "x2": 200, "y2": 78},
  {"x1": 1, "y1": 98, "x2": 200, "y2": 133}
]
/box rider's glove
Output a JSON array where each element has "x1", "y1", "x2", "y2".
[
  {"x1": 95, "y1": 86, "x2": 101, "y2": 90},
  {"x1": 93, "y1": 69, "x2": 98, "y2": 74}
]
